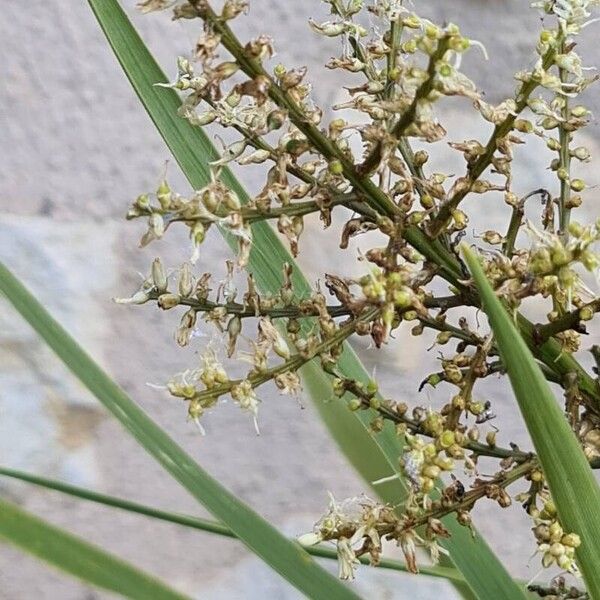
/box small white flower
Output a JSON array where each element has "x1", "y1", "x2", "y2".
[{"x1": 336, "y1": 537, "x2": 360, "y2": 580}]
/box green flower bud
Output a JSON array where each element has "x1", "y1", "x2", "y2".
[
  {"x1": 561, "y1": 533, "x2": 581, "y2": 548},
  {"x1": 191, "y1": 221, "x2": 206, "y2": 245},
  {"x1": 468, "y1": 401, "x2": 485, "y2": 416},
  {"x1": 402, "y1": 14, "x2": 421, "y2": 29},
  {"x1": 570, "y1": 178, "x2": 585, "y2": 192},
  {"x1": 401, "y1": 39, "x2": 418, "y2": 54},
  {"x1": 157, "y1": 180, "x2": 172, "y2": 210},
  {"x1": 347, "y1": 397, "x2": 362, "y2": 411},
  {"x1": 328, "y1": 159, "x2": 344, "y2": 175},
  {"x1": 422, "y1": 465, "x2": 440, "y2": 480},
  {"x1": 438, "y1": 430, "x2": 455, "y2": 449},
  {"x1": 551, "y1": 246, "x2": 571, "y2": 267},
  {"x1": 135, "y1": 194, "x2": 150, "y2": 210},
  {"x1": 366, "y1": 380, "x2": 378, "y2": 395},
  {"x1": 421, "y1": 477, "x2": 435, "y2": 493},
  {"x1": 420, "y1": 193, "x2": 435, "y2": 209},
  {"x1": 435, "y1": 456, "x2": 455, "y2": 471},
  {"x1": 568, "y1": 221, "x2": 583, "y2": 237},
  {"x1": 571, "y1": 105, "x2": 589, "y2": 118}
]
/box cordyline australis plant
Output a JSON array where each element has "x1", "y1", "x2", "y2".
[
  {"x1": 105, "y1": 0, "x2": 600, "y2": 594},
  {"x1": 8, "y1": 0, "x2": 600, "y2": 598},
  {"x1": 99, "y1": 0, "x2": 600, "y2": 595}
]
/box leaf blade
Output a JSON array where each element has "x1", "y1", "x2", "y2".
[
  {"x1": 0, "y1": 497, "x2": 191, "y2": 600},
  {"x1": 463, "y1": 244, "x2": 600, "y2": 595}
]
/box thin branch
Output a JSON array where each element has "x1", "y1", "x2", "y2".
[{"x1": 426, "y1": 46, "x2": 558, "y2": 238}]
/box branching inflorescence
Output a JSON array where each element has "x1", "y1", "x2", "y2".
[{"x1": 118, "y1": 0, "x2": 600, "y2": 590}]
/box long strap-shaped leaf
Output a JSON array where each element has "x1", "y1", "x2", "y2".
[
  {"x1": 87, "y1": 2, "x2": 527, "y2": 598},
  {"x1": 0, "y1": 497, "x2": 190, "y2": 600},
  {"x1": 463, "y1": 245, "x2": 600, "y2": 596},
  {"x1": 0, "y1": 262, "x2": 359, "y2": 600},
  {"x1": 0, "y1": 466, "x2": 466, "y2": 583}
]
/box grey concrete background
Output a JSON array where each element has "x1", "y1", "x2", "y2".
[{"x1": 1, "y1": 1, "x2": 600, "y2": 598}]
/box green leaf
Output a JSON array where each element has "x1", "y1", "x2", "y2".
[
  {"x1": 0, "y1": 466, "x2": 466, "y2": 583},
  {"x1": 0, "y1": 262, "x2": 359, "y2": 600},
  {"x1": 463, "y1": 244, "x2": 600, "y2": 595},
  {"x1": 87, "y1": 1, "x2": 526, "y2": 597},
  {"x1": 0, "y1": 497, "x2": 190, "y2": 600}
]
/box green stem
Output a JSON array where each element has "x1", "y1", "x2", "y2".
[
  {"x1": 163, "y1": 193, "x2": 358, "y2": 225},
  {"x1": 558, "y1": 38, "x2": 572, "y2": 240},
  {"x1": 534, "y1": 298, "x2": 600, "y2": 343}
]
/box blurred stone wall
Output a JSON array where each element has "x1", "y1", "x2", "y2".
[{"x1": 1, "y1": 1, "x2": 599, "y2": 598}]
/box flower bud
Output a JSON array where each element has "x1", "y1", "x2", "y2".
[
  {"x1": 158, "y1": 293, "x2": 181, "y2": 310},
  {"x1": 420, "y1": 193, "x2": 434, "y2": 209},
  {"x1": 237, "y1": 149, "x2": 271, "y2": 165},
  {"x1": 308, "y1": 19, "x2": 346, "y2": 37},
  {"x1": 561, "y1": 533, "x2": 581, "y2": 548},
  {"x1": 557, "y1": 554, "x2": 573, "y2": 571},
  {"x1": 571, "y1": 105, "x2": 589, "y2": 118},
  {"x1": 134, "y1": 194, "x2": 150, "y2": 210},
  {"x1": 113, "y1": 291, "x2": 150, "y2": 305},
  {"x1": 191, "y1": 221, "x2": 206, "y2": 245},
  {"x1": 435, "y1": 456, "x2": 455, "y2": 471},
  {"x1": 436, "y1": 331, "x2": 452, "y2": 345},
  {"x1": 413, "y1": 150, "x2": 429, "y2": 167},
  {"x1": 549, "y1": 521, "x2": 563, "y2": 541},
  {"x1": 157, "y1": 180, "x2": 172, "y2": 210},
  {"x1": 570, "y1": 178, "x2": 585, "y2": 192},
  {"x1": 214, "y1": 61, "x2": 239, "y2": 80},
  {"x1": 438, "y1": 430, "x2": 455, "y2": 449},
  {"x1": 514, "y1": 119, "x2": 533, "y2": 133},
  {"x1": 402, "y1": 14, "x2": 421, "y2": 29},
  {"x1": 422, "y1": 465, "x2": 441, "y2": 479},
  {"x1": 572, "y1": 146, "x2": 591, "y2": 161},
  {"x1": 178, "y1": 263, "x2": 193, "y2": 297},
  {"x1": 348, "y1": 398, "x2": 362, "y2": 411},
  {"x1": 328, "y1": 159, "x2": 344, "y2": 175},
  {"x1": 482, "y1": 230, "x2": 502, "y2": 245},
  {"x1": 152, "y1": 258, "x2": 168, "y2": 293},
  {"x1": 456, "y1": 511, "x2": 471, "y2": 526},
  {"x1": 541, "y1": 117, "x2": 558, "y2": 130}
]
